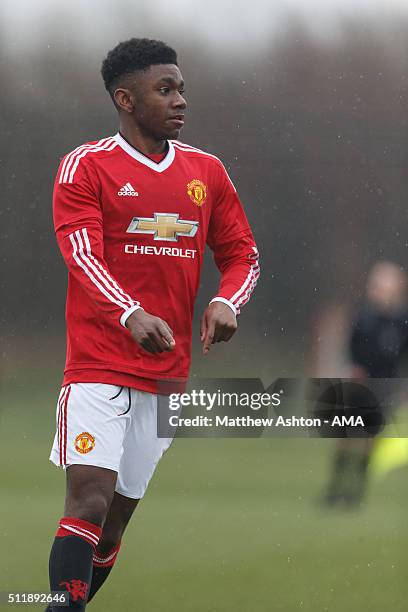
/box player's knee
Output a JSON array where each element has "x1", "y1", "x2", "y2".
[
  {"x1": 66, "y1": 490, "x2": 112, "y2": 526},
  {"x1": 85, "y1": 492, "x2": 111, "y2": 525}
]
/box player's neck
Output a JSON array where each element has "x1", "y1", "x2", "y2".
[{"x1": 118, "y1": 124, "x2": 167, "y2": 156}]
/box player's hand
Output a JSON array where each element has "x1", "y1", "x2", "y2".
[
  {"x1": 200, "y1": 302, "x2": 237, "y2": 355},
  {"x1": 126, "y1": 309, "x2": 175, "y2": 354}
]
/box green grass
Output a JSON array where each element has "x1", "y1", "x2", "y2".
[{"x1": 1, "y1": 386, "x2": 407, "y2": 611}]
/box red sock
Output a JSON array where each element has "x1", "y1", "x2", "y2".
[
  {"x1": 56, "y1": 517, "x2": 102, "y2": 549},
  {"x1": 87, "y1": 541, "x2": 121, "y2": 602},
  {"x1": 93, "y1": 541, "x2": 121, "y2": 567}
]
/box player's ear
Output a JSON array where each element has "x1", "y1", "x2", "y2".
[{"x1": 113, "y1": 88, "x2": 134, "y2": 114}]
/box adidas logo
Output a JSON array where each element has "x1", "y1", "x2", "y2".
[{"x1": 118, "y1": 182, "x2": 139, "y2": 197}]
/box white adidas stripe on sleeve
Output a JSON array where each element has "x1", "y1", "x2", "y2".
[
  {"x1": 69, "y1": 229, "x2": 139, "y2": 314},
  {"x1": 67, "y1": 139, "x2": 117, "y2": 184},
  {"x1": 234, "y1": 265, "x2": 260, "y2": 311},
  {"x1": 59, "y1": 137, "x2": 113, "y2": 184},
  {"x1": 229, "y1": 253, "x2": 260, "y2": 313},
  {"x1": 81, "y1": 228, "x2": 136, "y2": 307},
  {"x1": 59, "y1": 137, "x2": 117, "y2": 184}
]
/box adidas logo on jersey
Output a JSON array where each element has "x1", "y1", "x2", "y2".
[{"x1": 118, "y1": 182, "x2": 139, "y2": 197}]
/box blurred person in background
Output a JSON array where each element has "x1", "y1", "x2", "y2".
[
  {"x1": 46, "y1": 38, "x2": 259, "y2": 610},
  {"x1": 321, "y1": 261, "x2": 408, "y2": 508}
]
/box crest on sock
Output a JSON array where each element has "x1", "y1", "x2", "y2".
[{"x1": 59, "y1": 579, "x2": 88, "y2": 602}]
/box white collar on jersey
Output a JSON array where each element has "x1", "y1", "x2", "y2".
[{"x1": 114, "y1": 132, "x2": 175, "y2": 173}]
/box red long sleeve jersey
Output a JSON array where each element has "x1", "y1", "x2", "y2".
[{"x1": 54, "y1": 133, "x2": 259, "y2": 392}]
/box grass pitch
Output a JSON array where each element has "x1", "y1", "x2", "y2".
[{"x1": 1, "y1": 385, "x2": 407, "y2": 611}]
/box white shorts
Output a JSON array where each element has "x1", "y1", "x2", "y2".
[{"x1": 50, "y1": 383, "x2": 173, "y2": 499}]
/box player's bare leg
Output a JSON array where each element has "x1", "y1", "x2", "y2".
[
  {"x1": 87, "y1": 492, "x2": 139, "y2": 602},
  {"x1": 47, "y1": 465, "x2": 117, "y2": 610},
  {"x1": 64, "y1": 465, "x2": 117, "y2": 523}
]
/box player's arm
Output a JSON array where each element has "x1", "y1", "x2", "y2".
[
  {"x1": 202, "y1": 162, "x2": 260, "y2": 354},
  {"x1": 53, "y1": 156, "x2": 174, "y2": 354}
]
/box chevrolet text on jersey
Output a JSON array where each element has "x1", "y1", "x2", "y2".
[
  {"x1": 53, "y1": 133, "x2": 260, "y2": 392},
  {"x1": 124, "y1": 245, "x2": 197, "y2": 258}
]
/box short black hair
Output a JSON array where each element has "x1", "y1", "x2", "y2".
[{"x1": 101, "y1": 38, "x2": 178, "y2": 96}]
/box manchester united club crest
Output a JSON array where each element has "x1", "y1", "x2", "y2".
[
  {"x1": 187, "y1": 179, "x2": 207, "y2": 206},
  {"x1": 74, "y1": 432, "x2": 95, "y2": 454},
  {"x1": 59, "y1": 579, "x2": 88, "y2": 602}
]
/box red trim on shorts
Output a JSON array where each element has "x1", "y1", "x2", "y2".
[
  {"x1": 58, "y1": 393, "x2": 62, "y2": 466},
  {"x1": 58, "y1": 387, "x2": 67, "y2": 466},
  {"x1": 63, "y1": 386, "x2": 71, "y2": 465}
]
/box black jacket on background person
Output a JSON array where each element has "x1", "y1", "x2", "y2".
[{"x1": 350, "y1": 303, "x2": 408, "y2": 378}]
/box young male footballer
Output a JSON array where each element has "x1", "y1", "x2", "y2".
[{"x1": 47, "y1": 38, "x2": 259, "y2": 610}]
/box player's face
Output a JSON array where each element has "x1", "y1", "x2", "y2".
[{"x1": 132, "y1": 64, "x2": 187, "y2": 140}]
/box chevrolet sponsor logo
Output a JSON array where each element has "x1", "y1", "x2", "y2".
[
  {"x1": 125, "y1": 245, "x2": 197, "y2": 258},
  {"x1": 126, "y1": 213, "x2": 199, "y2": 242}
]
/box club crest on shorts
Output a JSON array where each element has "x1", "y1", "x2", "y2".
[
  {"x1": 187, "y1": 179, "x2": 207, "y2": 206},
  {"x1": 74, "y1": 432, "x2": 95, "y2": 454}
]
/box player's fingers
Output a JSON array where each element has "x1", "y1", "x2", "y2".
[
  {"x1": 202, "y1": 319, "x2": 216, "y2": 354},
  {"x1": 130, "y1": 330, "x2": 156, "y2": 353},
  {"x1": 220, "y1": 326, "x2": 237, "y2": 342},
  {"x1": 140, "y1": 337, "x2": 159, "y2": 354},
  {"x1": 200, "y1": 313, "x2": 207, "y2": 342},
  {"x1": 161, "y1": 319, "x2": 174, "y2": 338},
  {"x1": 143, "y1": 327, "x2": 167, "y2": 353},
  {"x1": 212, "y1": 324, "x2": 223, "y2": 343},
  {"x1": 161, "y1": 336, "x2": 176, "y2": 351},
  {"x1": 158, "y1": 322, "x2": 175, "y2": 351},
  {"x1": 147, "y1": 329, "x2": 170, "y2": 353}
]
